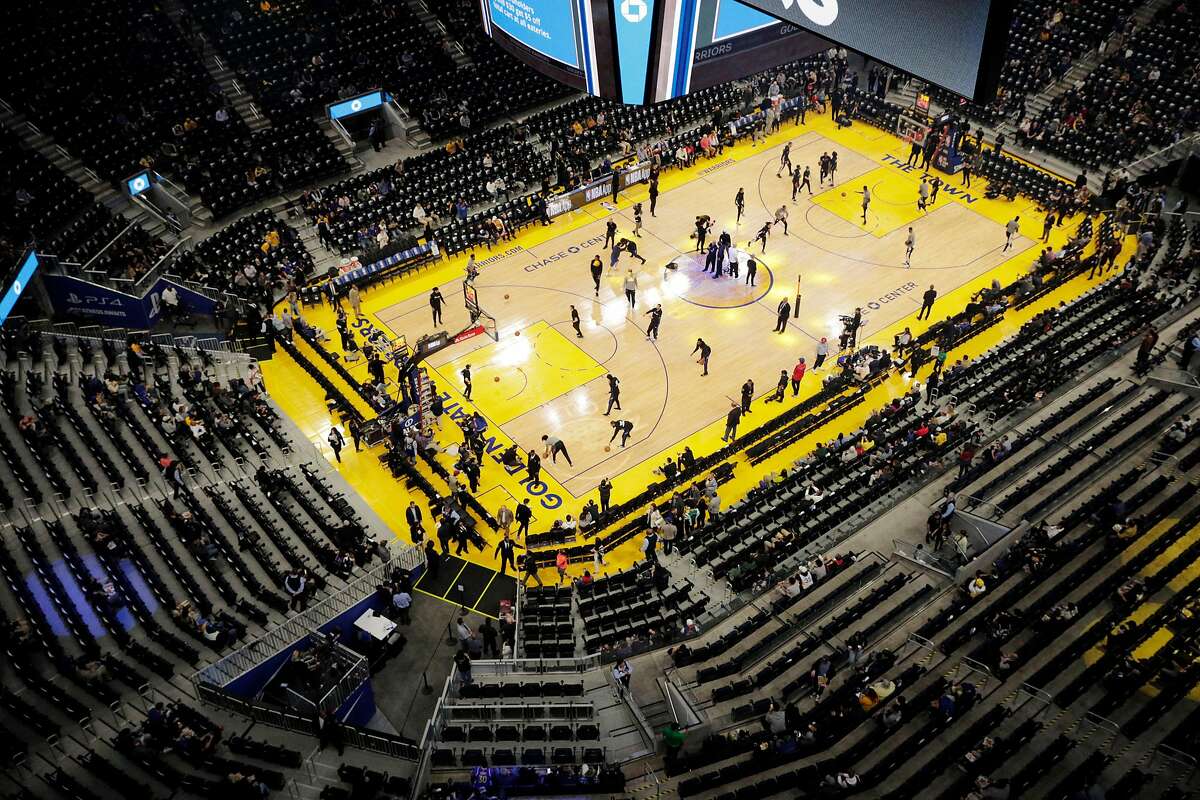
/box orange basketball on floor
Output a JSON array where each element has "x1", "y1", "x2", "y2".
[
  {"x1": 504, "y1": 294, "x2": 510, "y2": 299},
  {"x1": 841, "y1": 192, "x2": 846, "y2": 197},
  {"x1": 515, "y1": 330, "x2": 521, "y2": 336},
  {"x1": 494, "y1": 376, "x2": 500, "y2": 382},
  {"x1": 604, "y1": 446, "x2": 611, "y2": 452}
]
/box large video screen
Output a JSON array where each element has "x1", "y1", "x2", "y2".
[
  {"x1": 735, "y1": 0, "x2": 1008, "y2": 100},
  {"x1": 479, "y1": 0, "x2": 1009, "y2": 105}
]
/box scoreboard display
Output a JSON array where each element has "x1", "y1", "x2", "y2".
[{"x1": 480, "y1": 0, "x2": 1011, "y2": 105}]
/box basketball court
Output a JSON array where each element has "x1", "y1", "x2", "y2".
[{"x1": 261, "y1": 112, "x2": 1101, "y2": 590}]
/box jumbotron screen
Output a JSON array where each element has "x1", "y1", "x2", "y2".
[{"x1": 479, "y1": 0, "x2": 1011, "y2": 105}]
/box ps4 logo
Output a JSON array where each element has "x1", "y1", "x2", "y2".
[
  {"x1": 779, "y1": 0, "x2": 838, "y2": 26},
  {"x1": 66, "y1": 293, "x2": 123, "y2": 307}
]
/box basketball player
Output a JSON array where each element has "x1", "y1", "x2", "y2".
[
  {"x1": 777, "y1": 141, "x2": 793, "y2": 177},
  {"x1": 570, "y1": 305, "x2": 582, "y2": 338},
  {"x1": 645, "y1": 304, "x2": 662, "y2": 340},
  {"x1": 461, "y1": 364, "x2": 473, "y2": 400},
  {"x1": 773, "y1": 205, "x2": 789, "y2": 236},
  {"x1": 917, "y1": 178, "x2": 930, "y2": 211},
  {"x1": 818, "y1": 152, "x2": 831, "y2": 185},
  {"x1": 1004, "y1": 217, "x2": 1020, "y2": 251},
  {"x1": 622, "y1": 238, "x2": 647, "y2": 264},
  {"x1": 829, "y1": 151, "x2": 839, "y2": 185},
  {"x1": 604, "y1": 374, "x2": 621, "y2": 415},
  {"x1": 750, "y1": 220, "x2": 771, "y2": 253},
  {"x1": 691, "y1": 338, "x2": 712, "y2": 376},
  {"x1": 632, "y1": 202, "x2": 643, "y2": 237},
  {"x1": 735, "y1": 188, "x2": 745, "y2": 223},
  {"x1": 796, "y1": 165, "x2": 812, "y2": 200},
  {"x1": 905, "y1": 228, "x2": 916, "y2": 267},
  {"x1": 541, "y1": 434, "x2": 572, "y2": 466},
  {"x1": 609, "y1": 419, "x2": 634, "y2": 447},
  {"x1": 860, "y1": 186, "x2": 871, "y2": 224}
]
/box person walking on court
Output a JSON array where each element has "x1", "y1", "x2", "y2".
[
  {"x1": 917, "y1": 177, "x2": 931, "y2": 211},
  {"x1": 774, "y1": 297, "x2": 791, "y2": 333},
  {"x1": 495, "y1": 533, "x2": 523, "y2": 575},
  {"x1": 740, "y1": 378, "x2": 754, "y2": 415},
  {"x1": 745, "y1": 256, "x2": 758, "y2": 287},
  {"x1": 604, "y1": 374, "x2": 621, "y2": 415},
  {"x1": 515, "y1": 498, "x2": 533, "y2": 538},
  {"x1": 777, "y1": 141, "x2": 793, "y2": 177},
  {"x1": 461, "y1": 364, "x2": 473, "y2": 400},
  {"x1": 609, "y1": 419, "x2": 634, "y2": 447},
  {"x1": 633, "y1": 202, "x2": 643, "y2": 237},
  {"x1": 649, "y1": 174, "x2": 659, "y2": 216},
  {"x1": 773, "y1": 205, "x2": 789, "y2": 235},
  {"x1": 750, "y1": 220, "x2": 771, "y2": 253},
  {"x1": 1041, "y1": 212, "x2": 1055, "y2": 242},
  {"x1": 791, "y1": 357, "x2": 807, "y2": 395},
  {"x1": 722, "y1": 402, "x2": 741, "y2": 442},
  {"x1": 570, "y1": 306, "x2": 582, "y2": 338},
  {"x1": 327, "y1": 426, "x2": 345, "y2": 463},
  {"x1": 430, "y1": 287, "x2": 444, "y2": 326},
  {"x1": 929, "y1": 174, "x2": 940, "y2": 203},
  {"x1": 542, "y1": 434, "x2": 573, "y2": 466},
  {"x1": 623, "y1": 270, "x2": 638, "y2": 309},
  {"x1": 735, "y1": 188, "x2": 745, "y2": 223},
  {"x1": 704, "y1": 242, "x2": 718, "y2": 274},
  {"x1": 348, "y1": 284, "x2": 362, "y2": 319},
  {"x1": 860, "y1": 186, "x2": 871, "y2": 223},
  {"x1": 766, "y1": 369, "x2": 788, "y2": 403},
  {"x1": 813, "y1": 337, "x2": 829, "y2": 370},
  {"x1": 905, "y1": 227, "x2": 916, "y2": 267},
  {"x1": 818, "y1": 152, "x2": 831, "y2": 185},
  {"x1": 590, "y1": 254, "x2": 603, "y2": 296},
  {"x1": 692, "y1": 338, "x2": 712, "y2": 376},
  {"x1": 829, "y1": 152, "x2": 839, "y2": 185},
  {"x1": 1004, "y1": 216, "x2": 1019, "y2": 250},
  {"x1": 604, "y1": 219, "x2": 618, "y2": 249},
  {"x1": 916, "y1": 284, "x2": 937, "y2": 321},
  {"x1": 961, "y1": 156, "x2": 973, "y2": 187},
  {"x1": 645, "y1": 304, "x2": 662, "y2": 340},
  {"x1": 794, "y1": 165, "x2": 812, "y2": 199}
]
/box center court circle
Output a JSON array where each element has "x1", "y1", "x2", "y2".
[{"x1": 672, "y1": 252, "x2": 773, "y2": 309}]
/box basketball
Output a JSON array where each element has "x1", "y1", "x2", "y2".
[
  {"x1": 841, "y1": 192, "x2": 846, "y2": 197},
  {"x1": 515, "y1": 330, "x2": 521, "y2": 336},
  {"x1": 494, "y1": 376, "x2": 500, "y2": 382},
  {"x1": 604, "y1": 446, "x2": 611, "y2": 452},
  {"x1": 504, "y1": 294, "x2": 510, "y2": 299}
]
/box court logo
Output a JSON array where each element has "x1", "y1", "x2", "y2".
[
  {"x1": 620, "y1": 0, "x2": 647, "y2": 23},
  {"x1": 780, "y1": 0, "x2": 838, "y2": 27}
]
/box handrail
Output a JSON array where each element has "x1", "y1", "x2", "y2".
[
  {"x1": 80, "y1": 219, "x2": 139, "y2": 272},
  {"x1": 1126, "y1": 132, "x2": 1200, "y2": 172}
]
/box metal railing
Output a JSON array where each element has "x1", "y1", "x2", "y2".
[
  {"x1": 892, "y1": 538, "x2": 958, "y2": 578},
  {"x1": 467, "y1": 655, "x2": 602, "y2": 677},
  {"x1": 191, "y1": 548, "x2": 423, "y2": 690},
  {"x1": 79, "y1": 219, "x2": 140, "y2": 273},
  {"x1": 1125, "y1": 132, "x2": 1200, "y2": 173}
]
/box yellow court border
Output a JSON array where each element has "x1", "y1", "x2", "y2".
[{"x1": 262, "y1": 107, "x2": 1134, "y2": 583}]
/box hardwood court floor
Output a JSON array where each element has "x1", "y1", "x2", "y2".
[{"x1": 261, "y1": 110, "x2": 1124, "y2": 584}]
